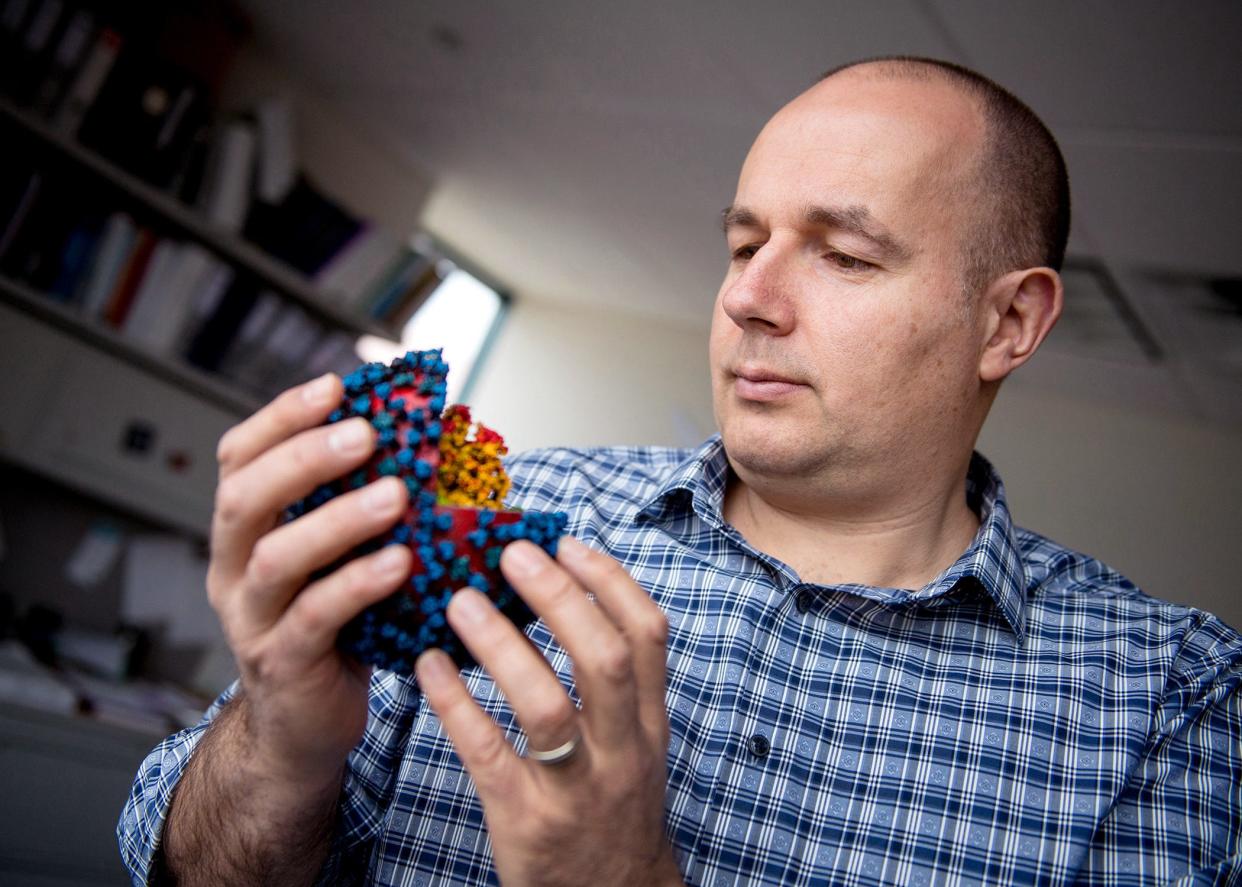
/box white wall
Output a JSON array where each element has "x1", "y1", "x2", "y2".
[
  {"x1": 467, "y1": 299, "x2": 715, "y2": 453},
  {"x1": 979, "y1": 383, "x2": 1242, "y2": 631},
  {"x1": 470, "y1": 305, "x2": 1242, "y2": 631}
]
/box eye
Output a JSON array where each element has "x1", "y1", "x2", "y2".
[
  {"x1": 826, "y1": 250, "x2": 873, "y2": 272},
  {"x1": 730, "y1": 243, "x2": 761, "y2": 263}
]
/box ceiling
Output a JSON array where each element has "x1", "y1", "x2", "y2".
[{"x1": 237, "y1": 0, "x2": 1242, "y2": 426}]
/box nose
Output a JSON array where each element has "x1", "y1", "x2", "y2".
[{"x1": 719, "y1": 240, "x2": 796, "y2": 336}]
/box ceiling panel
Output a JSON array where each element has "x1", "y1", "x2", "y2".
[
  {"x1": 1062, "y1": 139, "x2": 1242, "y2": 277},
  {"x1": 928, "y1": 0, "x2": 1242, "y2": 136}
]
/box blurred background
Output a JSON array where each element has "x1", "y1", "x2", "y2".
[{"x1": 0, "y1": 1, "x2": 1239, "y2": 883}]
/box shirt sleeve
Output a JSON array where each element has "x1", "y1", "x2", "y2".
[
  {"x1": 1075, "y1": 613, "x2": 1242, "y2": 885},
  {"x1": 116, "y1": 670, "x2": 423, "y2": 886},
  {"x1": 115, "y1": 680, "x2": 241, "y2": 885}
]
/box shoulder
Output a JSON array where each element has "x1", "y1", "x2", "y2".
[
  {"x1": 1016, "y1": 525, "x2": 1242, "y2": 678},
  {"x1": 1016, "y1": 525, "x2": 1142, "y2": 601}
]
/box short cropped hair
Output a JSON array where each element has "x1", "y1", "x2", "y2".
[{"x1": 820, "y1": 57, "x2": 1071, "y2": 293}]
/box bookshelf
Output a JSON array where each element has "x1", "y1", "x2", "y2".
[
  {"x1": 0, "y1": 2, "x2": 450, "y2": 541},
  {"x1": 1, "y1": 97, "x2": 401, "y2": 342},
  {"x1": 0, "y1": 272, "x2": 261, "y2": 416}
]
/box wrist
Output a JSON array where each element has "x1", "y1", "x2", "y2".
[
  {"x1": 226, "y1": 696, "x2": 349, "y2": 801},
  {"x1": 164, "y1": 698, "x2": 343, "y2": 885}
]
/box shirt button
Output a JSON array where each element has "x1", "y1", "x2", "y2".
[
  {"x1": 795, "y1": 590, "x2": 813, "y2": 613},
  {"x1": 747, "y1": 733, "x2": 771, "y2": 758}
]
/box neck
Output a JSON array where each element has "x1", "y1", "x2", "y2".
[{"x1": 722, "y1": 454, "x2": 980, "y2": 590}]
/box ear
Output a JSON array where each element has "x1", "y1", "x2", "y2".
[{"x1": 978, "y1": 267, "x2": 1063, "y2": 383}]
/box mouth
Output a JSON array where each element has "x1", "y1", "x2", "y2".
[{"x1": 731, "y1": 366, "x2": 806, "y2": 402}]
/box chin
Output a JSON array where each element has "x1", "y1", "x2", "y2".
[{"x1": 719, "y1": 417, "x2": 835, "y2": 480}]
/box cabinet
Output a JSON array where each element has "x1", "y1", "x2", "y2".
[
  {"x1": 0, "y1": 702, "x2": 165, "y2": 886},
  {"x1": 0, "y1": 299, "x2": 235, "y2": 536}
]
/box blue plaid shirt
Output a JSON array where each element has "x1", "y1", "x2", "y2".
[{"x1": 120, "y1": 437, "x2": 1242, "y2": 885}]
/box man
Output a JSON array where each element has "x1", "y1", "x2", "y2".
[{"x1": 119, "y1": 57, "x2": 1241, "y2": 885}]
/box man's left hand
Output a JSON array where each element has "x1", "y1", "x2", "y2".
[{"x1": 415, "y1": 535, "x2": 683, "y2": 887}]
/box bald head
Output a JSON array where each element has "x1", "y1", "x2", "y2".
[{"x1": 819, "y1": 57, "x2": 1071, "y2": 296}]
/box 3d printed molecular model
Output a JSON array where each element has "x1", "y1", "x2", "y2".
[{"x1": 286, "y1": 349, "x2": 568, "y2": 673}]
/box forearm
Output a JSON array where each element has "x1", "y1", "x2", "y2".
[{"x1": 159, "y1": 697, "x2": 345, "y2": 887}]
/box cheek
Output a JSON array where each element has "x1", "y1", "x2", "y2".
[
  {"x1": 708, "y1": 294, "x2": 735, "y2": 362},
  {"x1": 821, "y1": 303, "x2": 952, "y2": 405},
  {"x1": 811, "y1": 300, "x2": 905, "y2": 377}
]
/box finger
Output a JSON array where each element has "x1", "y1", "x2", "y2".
[
  {"x1": 272, "y1": 543, "x2": 413, "y2": 662},
  {"x1": 211, "y1": 416, "x2": 377, "y2": 581},
  {"x1": 215, "y1": 373, "x2": 341, "y2": 482},
  {"x1": 446, "y1": 588, "x2": 584, "y2": 761},
  {"x1": 416, "y1": 648, "x2": 523, "y2": 796},
  {"x1": 499, "y1": 541, "x2": 642, "y2": 753},
  {"x1": 554, "y1": 536, "x2": 669, "y2": 746},
  {"x1": 241, "y1": 476, "x2": 408, "y2": 626}
]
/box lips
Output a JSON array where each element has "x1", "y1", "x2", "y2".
[{"x1": 732, "y1": 366, "x2": 806, "y2": 401}]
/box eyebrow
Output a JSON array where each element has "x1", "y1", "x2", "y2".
[{"x1": 721, "y1": 203, "x2": 913, "y2": 265}]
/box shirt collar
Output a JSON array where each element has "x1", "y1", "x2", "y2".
[{"x1": 637, "y1": 438, "x2": 1029, "y2": 641}]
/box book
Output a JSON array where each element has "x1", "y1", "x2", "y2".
[
  {"x1": 252, "y1": 96, "x2": 296, "y2": 204},
  {"x1": 78, "y1": 211, "x2": 136, "y2": 319},
  {"x1": 102, "y1": 227, "x2": 158, "y2": 328},
  {"x1": 168, "y1": 117, "x2": 212, "y2": 207},
  {"x1": 262, "y1": 306, "x2": 326, "y2": 393},
  {"x1": 0, "y1": 0, "x2": 34, "y2": 76},
  {"x1": 28, "y1": 5, "x2": 95, "y2": 117},
  {"x1": 222, "y1": 300, "x2": 316, "y2": 393},
  {"x1": 214, "y1": 287, "x2": 282, "y2": 383},
  {"x1": 362, "y1": 248, "x2": 432, "y2": 319},
  {"x1": 197, "y1": 118, "x2": 256, "y2": 233},
  {"x1": 5, "y1": 0, "x2": 64, "y2": 105},
  {"x1": 171, "y1": 257, "x2": 233, "y2": 357},
  {"x1": 120, "y1": 237, "x2": 180, "y2": 342},
  {"x1": 78, "y1": 47, "x2": 209, "y2": 189},
  {"x1": 50, "y1": 25, "x2": 122, "y2": 137},
  {"x1": 0, "y1": 0, "x2": 32, "y2": 46},
  {"x1": 353, "y1": 248, "x2": 421, "y2": 315},
  {"x1": 0, "y1": 170, "x2": 80, "y2": 289},
  {"x1": 244, "y1": 175, "x2": 362, "y2": 276},
  {"x1": 184, "y1": 277, "x2": 260, "y2": 372},
  {"x1": 128, "y1": 243, "x2": 221, "y2": 354},
  {"x1": 0, "y1": 168, "x2": 42, "y2": 266},
  {"x1": 380, "y1": 260, "x2": 445, "y2": 328},
  {"x1": 48, "y1": 214, "x2": 104, "y2": 302},
  {"x1": 302, "y1": 329, "x2": 360, "y2": 380},
  {"x1": 315, "y1": 223, "x2": 404, "y2": 309}
]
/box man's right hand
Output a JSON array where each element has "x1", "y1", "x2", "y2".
[{"x1": 206, "y1": 371, "x2": 411, "y2": 782}]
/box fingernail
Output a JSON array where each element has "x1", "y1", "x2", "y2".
[
  {"x1": 329, "y1": 420, "x2": 371, "y2": 456},
  {"x1": 503, "y1": 541, "x2": 543, "y2": 578},
  {"x1": 416, "y1": 650, "x2": 453, "y2": 685},
  {"x1": 450, "y1": 589, "x2": 489, "y2": 626},
  {"x1": 372, "y1": 545, "x2": 407, "y2": 576},
  {"x1": 557, "y1": 535, "x2": 588, "y2": 562},
  {"x1": 363, "y1": 478, "x2": 404, "y2": 511},
  {"x1": 302, "y1": 373, "x2": 336, "y2": 406}
]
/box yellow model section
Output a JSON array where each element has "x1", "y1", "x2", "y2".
[{"x1": 437, "y1": 404, "x2": 511, "y2": 508}]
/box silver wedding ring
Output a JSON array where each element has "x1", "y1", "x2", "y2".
[{"x1": 526, "y1": 733, "x2": 581, "y2": 766}]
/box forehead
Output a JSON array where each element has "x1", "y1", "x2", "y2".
[{"x1": 735, "y1": 72, "x2": 985, "y2": 242}]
